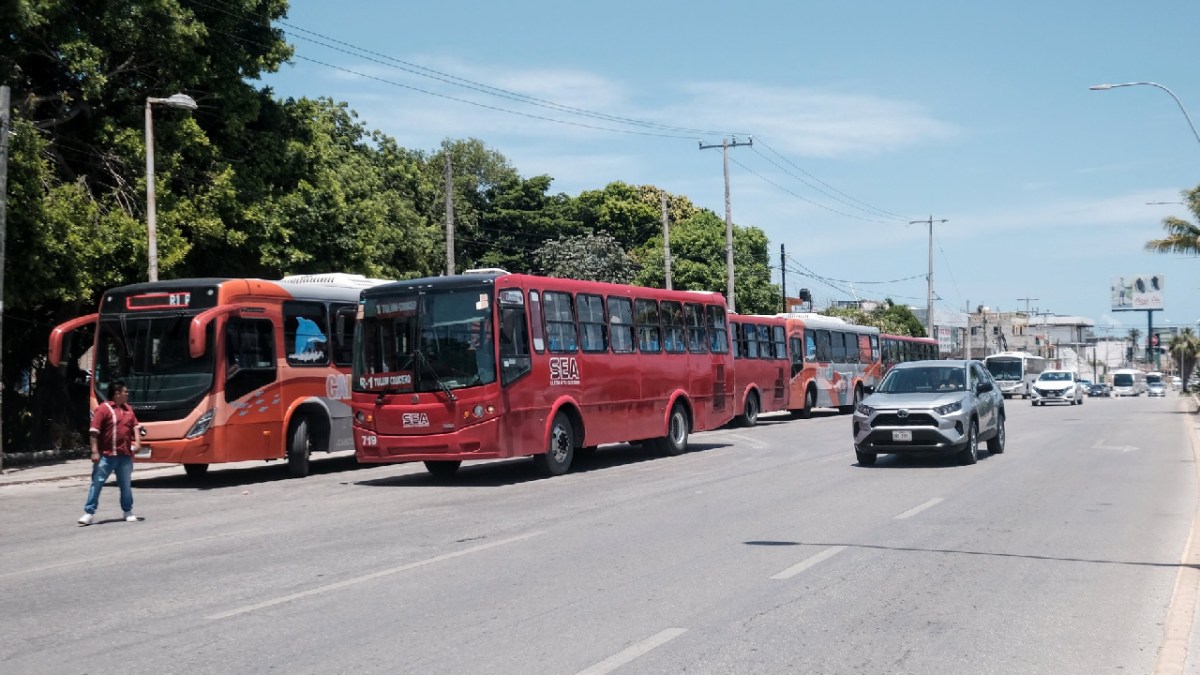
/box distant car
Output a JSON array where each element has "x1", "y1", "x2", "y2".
[
  {"x1": 1032, "y1": 369, "x2": 1085, "y2": 406},
  {"x1": 1171, "y1": 376, "x2": 1183, "y2": 391},
  {"x1": 1079, "y1": 379, "x2": 1092, "y2": 390},
  {"x1": 851, "y1": 359, "x2": 1005, "y2": 467},
  {"x1": 1148, "y1": 383, "x2": 1167, "y2": 397},
  {"x1": 1087, "y1": 383, "x2": 1111, "y2": 397}
]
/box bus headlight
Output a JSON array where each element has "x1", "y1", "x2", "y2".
[{"x1": 186, "y1": 409, "x2": 215, "y2": 439}]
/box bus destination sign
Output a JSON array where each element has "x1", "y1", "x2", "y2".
[{"x1": 126, "y1": 292, "x2": 193, "y2": 310}]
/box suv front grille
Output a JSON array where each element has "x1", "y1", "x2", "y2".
[{"x1": 871, "y1": 412, "x2": 938, "y2": 427}]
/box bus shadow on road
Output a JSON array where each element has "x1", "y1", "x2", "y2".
[
  {"x1": 132, "y1": 454, "x2": 367, "y2": 490},
  {"x1": 352, "y1": 441, "x2": 732, "y2": 488}
]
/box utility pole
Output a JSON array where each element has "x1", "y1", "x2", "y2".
[
  {"x1": 661, "y1": 191, "x2": 672, "y2": 290},
  {"x1": 1017, "y1": 296, "x2": 1038, "y2": 315},
  {"x1": 780, "y1": 244, "x2": 787, "y2": 313},
  {"x1": 444, "y1": 153, "x2": 455, "y2": 275},
  {"x1": 700, "y1": 137, "x2": 752, "y2": 313},
  {"x1": 909, "y1": 216, "x2": 947, "y2": 339},
  {"x1": 0, "y1": 86, "x2": 9, "y2": 472}
]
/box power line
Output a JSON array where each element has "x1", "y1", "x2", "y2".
[{"x1": 751, "y1": 139, "x2": 910, "y2": 221}]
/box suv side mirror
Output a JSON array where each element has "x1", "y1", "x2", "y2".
[
  {"x1": 976, "y1": 381, "x2": 994, "y2": 393},
  {"x1": 863, "y1": 385, "x2": 875, "y2": 395}
]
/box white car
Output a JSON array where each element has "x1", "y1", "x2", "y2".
[{"x1": 1031, "y1": 370, "x2": 1085, "y2": 406}]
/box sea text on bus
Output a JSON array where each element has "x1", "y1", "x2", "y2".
[
  {"x1": 402, "y1": 412, "x2": 430, "y2": 428},
  {"x1": 549, "y1": 357, "x2": 580, "y2": 386}
]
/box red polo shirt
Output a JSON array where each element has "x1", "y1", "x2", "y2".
[{"x1": 90, "y1": 401, "x2": 140, "y2": 457}]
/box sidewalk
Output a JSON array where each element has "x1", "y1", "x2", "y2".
[{"x1": 0, "y1": 455, "x2": 185, "y2": 487}]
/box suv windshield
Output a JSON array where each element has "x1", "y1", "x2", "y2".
[
  {"x1": 354, "y1": 287, "x2": 496, "y2": 393},
  {"x1": 878, "y1": 366, "x2": 966, "y2": 393},
  {"x1": 1038, "y1": 372, "x2": 1071, "y2": 382}
]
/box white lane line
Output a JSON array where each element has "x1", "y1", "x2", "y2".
[
  {"x1": 894, "y1": 497, "x2": 944, "y2": 520},
  {"x1": 771, "y1": 546, "x2": 847, "y2": 580},
  {"x1": 207, "y1": 531, "x2": 543, "y2": 620},
  {"x1": 575, "y1": 627, "x2": 688, "y2": 675}
]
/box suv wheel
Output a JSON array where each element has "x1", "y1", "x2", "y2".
[
  {"x1": 958, "y1": 420, "x2": 979, "y2": 465},
  {"x1": 855, "y1": 447, "x2": 877, "y2": 467},
  {"x1": 986, "y1": 415, "x2": 1005, "y2": 454}
]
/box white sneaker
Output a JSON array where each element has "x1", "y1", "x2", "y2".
[
  {"x1": 124, "y1": 512, "x2": 140, "y2": 522},
  {"x1": 77, "y1": 513, "x2": 94, "y2": 526}
]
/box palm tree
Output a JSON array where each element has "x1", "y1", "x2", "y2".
[
  {"x1": 1145, "y1": 184, "x2": 1200, "y2": 256},
  {"x1": 1127, "y1": 328, "x2": 1142, "y2": 365},
  {"x1": 1170, "y1": 328, "x2": 1200, "y2": 391}
]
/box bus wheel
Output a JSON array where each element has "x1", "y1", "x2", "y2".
[
  {"x1": 737, "y1": 392, "x2": 760, "y2": 427},
  {"x1": 424, "y1": 460, "x2": 461, "y2": 478},
  {"x1": 183, "y1": 463, "x2": 209, "y2": 479},
  {"x1": 656, "y1": 403, "x2": 690, "y2": 456},
  {"x1": 533, "y1": 412, "x2": 574, "y2": 477},
  {"x1": 795, "y1": 387, "x2": 817, "y2": 419},
  {"x1": 287, "y1": 417, "x2": 311, "y2": 478}
]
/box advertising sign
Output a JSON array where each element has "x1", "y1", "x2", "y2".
[
  {"x1": 937, "y1": 326, "x2": 953, "y2": 352},
  {"x1": 1110, "y1": 274, "x2": 1164, "y2": 311}
]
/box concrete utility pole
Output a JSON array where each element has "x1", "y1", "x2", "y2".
[
  {"x1": 780, "y1": 244, "x2": 787, "y2": 313},
  {"x1": 1018, "y1": 296, "x2": 1038, "y2": 315},
  {"x1": 661, "y1": 191, "x2": 672, "y2": 290},
  {"x1": 444, "y1": 153, "x2": 455, "y2": 275},
  {"x1": 0, "y1": 86, "x2": 9, "y2": 472},
  {"x1": 700, "y1": 137, "x2": 752, "y2": 313},
  {"x1": 909, "y1": 216, "x2": 947, "y2": 339}
]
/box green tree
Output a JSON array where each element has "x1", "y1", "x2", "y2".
[
  {"x1": 1168, "y1": 328, "x2": 1199, "y2": 392},
  {"x1": 534, "y1": 233, "x2": 639, "y2": 283},
  {"x1": 825, "y1": 299, "x2": 926, "y2": 336},
  {"x1": 1145, "y1": 184, "x2": 1200, "y2": 256},
  {"x1": 633, "y1": 210, "x2": 779, "y2": 314}
]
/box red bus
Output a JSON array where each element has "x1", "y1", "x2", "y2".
[
  {"x1": 779, "y1": 313, "x2": 882, "y2": 418},
  {"x1": 728, "y1": 314, "x2": 790, "y2": 426},
  {"x1": 48, "y1": 273, "x2": 390, "y2": 478},
  {"x1": 351, "y1": 271, "x2": 736, "y2": 477},
  {"x1": 880, "y1": 334, "x2": 940, "y2": 373}
]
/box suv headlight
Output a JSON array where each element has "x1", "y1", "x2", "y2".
[
  {"x1": 855, "y1": 402, "x2": 874, "y2": 416},
  {"x1": 933, "y1": 399, "x2": 963, "y2": 415}
]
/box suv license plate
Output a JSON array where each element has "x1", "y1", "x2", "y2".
[
  {"x1": 892, "y1": 430, "x2": 912, "y2": 442},
  {"x1": 135, "y1": 445, "x2": 151, "y2": 459}
]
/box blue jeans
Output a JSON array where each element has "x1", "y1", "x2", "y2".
[{"x1": 83, "y1": 454, "x2": 134, "y2": 515}]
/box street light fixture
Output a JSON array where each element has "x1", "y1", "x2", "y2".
[
  {"x1": 1089, "y1": 82, "x2": 1200, "y2": 147},
  {"x1": 145, "y1": 93, "x2": 198, "y2": 282}
]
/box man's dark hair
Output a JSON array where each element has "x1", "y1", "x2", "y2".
[{"x1": 107, "y1": 379, "x2": 128, "y2": 398}]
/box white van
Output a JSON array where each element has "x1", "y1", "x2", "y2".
[{"x1": 1110, "y1": 368, "x2": 1146, "y2": 397}]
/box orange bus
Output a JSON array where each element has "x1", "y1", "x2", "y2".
[
  {"x1": 779, "y1": 313, "x2": 882, "y2": 418},
  {"x1": 728, "y1": 314, "x2": 790, "y2": 426},
  {"x1": 351, "y1": 271, "x2": 736, "y2": 477},
  {"x1": 880, "y1": 333, "x2": 940, "y2": 373},
  {"x1": 48, "y1": 273, "x2": 390, "y2": 478}
]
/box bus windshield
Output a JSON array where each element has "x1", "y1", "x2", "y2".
[
  {"x1": 94, "y1": 315, "x2": 215, "y2": 406},
  {"x1": 1113, "y1": 373, "x2": 1134, "y2": 387},
  {"x1": 355, "y1": 287, "x2": 497, "y2": 393},
  {"x1": 985, "y1": 359, "x2": 1022, "y2": 381}
]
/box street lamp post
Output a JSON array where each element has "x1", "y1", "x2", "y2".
[
  {"x1": 1089, "y1": 82, "x2": 1200, "y2": 147},
  {"x1": 145, "y1": 93, "x2": 197, "y2": 282}
]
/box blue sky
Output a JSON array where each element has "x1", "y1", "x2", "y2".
[{"x1": 262, "y1": 1, "x2": 1200, "y2": 337}]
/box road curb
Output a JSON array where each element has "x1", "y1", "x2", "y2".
[{"x1": 1152, "y1": 398, "x2": 1200, "y2": 674}]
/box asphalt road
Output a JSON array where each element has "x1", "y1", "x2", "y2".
[{"x1": 1, "y1": 394, "x2": 1197, "y2": 674}]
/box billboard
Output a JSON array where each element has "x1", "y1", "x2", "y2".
[{"x1": 1110, "y1": 274, "x2": 1164, "y2": 311}]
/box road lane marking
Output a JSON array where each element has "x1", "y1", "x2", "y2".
[
  {"x1": 575, "y1": 627, "x2": 688, "y2": 675},
  {"x1": 771, "y1": 546, "x2": 847, "y2": 580},
  {"x1": 1092, "y1": 439, "x2": 1139, "y2": 453},
  {"x1": 894, "y1": 498, "x2": 944, "y2": 520},
  {"x1": 207, "y1": 531, "x2": 544, "y2": 620}
]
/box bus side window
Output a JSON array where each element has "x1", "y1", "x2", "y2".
[
  {"x1": 685, "y1": 303, "x2": 707, "y2": 353},
  {"x1": 772, "y1": 326, "x2": 786, "y2": 360},
  {"x1": 635, "y1": 299, "x2": 661, "y2": 353},
  {"x1": 284, "y1": 301, "x2": 329, "y2": 366},
  {"x1": 499, "y1": 306, "x2": 531, "y2": 386},
  {"x1": 707, "y1": 305, "x2": 729, "y2": 354},
  {"x1": 225, "y1": 317, "x2": 277, "y2": 402},
  {"x1": 731, "y1": 322, "x2": 743, "y2": 358},
  {"x1": 607, "y1": 296, "x2": 636, "y2": 354},
  {"x1": 332, "y1": 305, "x2": 357, "y2": 366},
  {"x1": 790, "y1": 337, "x2": 804, "y2": 377},
  {"x1": 745, "y1": 323, "x2": 759, "y2": 358},
  {"x1": 578, "y1": 294, "x2": 608, "y2": 353},
  {"x1": 528, "y1": 291, "x2": 546, "y2": 353},
  {"x1": 543, "y1": 291, "x2": 578, "y2": 353}
]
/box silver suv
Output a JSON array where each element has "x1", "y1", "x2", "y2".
[{"x1": 852, "y1": 360, "x2": 1006, "y2": 466}]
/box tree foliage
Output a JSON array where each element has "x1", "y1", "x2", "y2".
[
  {"x1": 535, "y1": 233, "x2": 639, "y2": 283},
  {"x1": 825, "y1": 300, "x2": 927, "y2": 336},
  {"x1": 1145, "y1": 184, "x2": 1200, "y2": 256}
]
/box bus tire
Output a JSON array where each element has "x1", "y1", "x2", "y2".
[
  {"x1": 838, "y1": 386, "x2": 862, "y2": 414},
  {"x1": 794, "y1": 386, "x2": 817, "y2": 419},
  {"x1": 655, "y1": 403, "x2": 690, "y2": 456},
  {"x1": 183, "y1": 463, "x2": 209, "y2": 479},
  {"x1": 287, "y1": 417, "x2": 311, "y2": 478},
  {"x1": 737, "y1": 391, "x2": 760, "y2": 427},
  {"x1": 533, "y1": 412, "x2": 574, "y2": 477},
  {"x1": 424, "y1": 460, "x2": 461, "y2": 478}
]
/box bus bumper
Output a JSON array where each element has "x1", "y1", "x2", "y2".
[{"x1": 356, "y1": 417, "x2": 505, "y2": 463}]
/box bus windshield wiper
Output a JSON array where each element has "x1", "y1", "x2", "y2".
[{"x1": 413, "y1": 349, "x2": 456, "y2": 401}]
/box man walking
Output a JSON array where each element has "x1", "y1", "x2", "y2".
[{"x1": 78, "y1": 379, "x2": 142, "y2": 526}]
